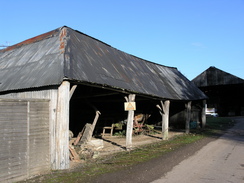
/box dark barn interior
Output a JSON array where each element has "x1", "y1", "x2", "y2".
[
  {"x1": 200, "y1": 84, "x2": 244, "y2": 116},
  {"x1": 69, "y1": 84, "x2": 204, "y2": 136},
  {"x1": 69, "y1": 84, "x2": 162, "y2": 136},
  {"x1": 192, "y1": 67, "x2": 244, "y2": 117}
]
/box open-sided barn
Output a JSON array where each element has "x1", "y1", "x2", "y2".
[
  {"x1": 0, "y1": 26, "x2": 206, "y2": 182},
  {"x1": 192, "y1": 66, "x2": 244, "y2": 116}
]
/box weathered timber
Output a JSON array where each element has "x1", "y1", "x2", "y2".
[
  {"x1": 79, "y1": 123, "x2": 92, "y2": 144},
  {"x1": 185, "y1": 101, "x2": 192, "y2": 133},
  {"x1": 102, "y1": 124, "x2": 114, "y2": 137},
  {"x1": 89, "y1": 110, "x2": 101, "y2": 141},
  {"x1": 0, "y1": 99, "x2": 50, "y2": 183},
  {"x1": 202, "y1": 100, "x2": 206, "y2": 128},
  {"x1": 80, "y1": 101, "x2": 102, "y2": 143},
  {"x1": 69, "y1": 146, "x2": 80, "y2": 161},
  {"x1": 0, "y1": 89, "x2": 58, "y2": 171},
  {"x1": 73, "y1": 126, "x2": 85, "y2": 145},
  {"x1": 55, "y1": 81, "x2": 70, "y2": 169},
  {"x1": 69, "y1": 85, "x2": 77, "y2": 100},
  {"x1": 125, "y1": 94, "x2": 136, "y2": 150},
  {"x1": 79, "y1": 109, "x2": 101, "y2": 145},
  {"x1": 156, "y1": 100, "x2": 170, "y2": 140}
]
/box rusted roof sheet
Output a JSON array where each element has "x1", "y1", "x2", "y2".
[
  {"x1": 0, "y1": 30, "x2": 64, "y2": 91},
  {"x1": 192, "y1": 66, "x2": 244, "y2": 87},
  {"x1": 0, "y1": 26, "x2": 206, "y2": 100}
]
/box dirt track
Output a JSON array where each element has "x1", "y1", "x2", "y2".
[
  {"x1": 89, "y1": 136, "x2": 215, "y2": 183},
  {"x1": 21, "y1": 118, "x2": 240, "y2": 183},
  {"x1": 152, "y1": 117, "x2": 244, "y2": 183},
  {"x1": 90, "y1": 117, "x2": 244, "y2": 183}
]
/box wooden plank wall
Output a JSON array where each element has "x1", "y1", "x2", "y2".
[
  {"x1": 0, "y1": 89, "x2": 58, "y2": 169},
  {"x1": 0, "y1": 99, "x2": 50, "y2": 183},
  {"x1": 0, "y1": 100, "x2": 28, "y2": 182},
  {"x1": 28, "y1": 101, "x2": 50, "y2": 176}
]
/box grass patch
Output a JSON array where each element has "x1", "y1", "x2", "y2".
[
  {"x1": 206, "y1": 117, "x2": 234, "y2": 129},
  {"x1": 203, "y1": 117, "x2": 235, "y2": 137},
  {"x1": 20, "y1": 117, "x2": 236, "y2": 183},
  {"x1": 20, "y1": 134, "x2": 204, "y2": 183}
]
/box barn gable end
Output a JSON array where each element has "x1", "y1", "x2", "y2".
[
  {"x1": 192, "y1": 66, "x2": 244, "y2": 116},
  {"x1": 192, "y1": 66, "x2": 244, "y2": 87}
]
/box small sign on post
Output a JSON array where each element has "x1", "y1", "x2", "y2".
[{"x1": 124, "y1": 102, "x2": 136, "y2": 111}]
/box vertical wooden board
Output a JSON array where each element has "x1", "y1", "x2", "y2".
[
  {"x1": 0, "y1": 100, "x2": 28, "y2": 182},
  {"x1": 0, "y1": 99, "x2": 51, "y2": 182},
  {"x1": 29, "y1": 101, "x2": 50, "y2": 175},
  {"x1": 0, "y1": 89, "x2": 58, "y2": 169}
]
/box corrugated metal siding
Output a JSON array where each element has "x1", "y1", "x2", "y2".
[{"x1": 0, "y1": 99, "x2": 50, "y2": 183}]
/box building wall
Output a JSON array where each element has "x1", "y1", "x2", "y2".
[
  {"x1": 0, "y1": 89, "x2": 58, "y2": 169},
  {"x1": 0, "y1": 99, "x2": 50, "y2": 182},
  {"x1": 169, "y1": 101, "x2": 203, "y2": 129}
]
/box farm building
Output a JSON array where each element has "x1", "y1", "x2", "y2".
[
  {"x1": 192, "y1": 66, "x2": 244, "y2": 116},
  {"x1": 0, "y1": 26, "x2": 206, "y2": 182}
]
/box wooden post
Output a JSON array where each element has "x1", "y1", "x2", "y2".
[
  {"x1": 69, "y1": 85, "x2": 77, "y2": 100},
  {"x1": 55, "y1": 81, "x2": 70, "y2": 169},
  {"x1": 201, "y1": 100, "x2": 206, "y2": 128},
  {"x1": 157, "y1": 100, "x2": 170, "y2": 140},
  {"x1": 185, "y1": 101, "x2": 192, "y2": 134},
  {"x1": 162, "y1": 100, "x2": 170, "y2": 140},
  {"x1": 125, "y1": 94, "x2": 136, "y2": 150}
]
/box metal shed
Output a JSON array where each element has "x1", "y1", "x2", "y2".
[{"x1": 0, "y1": 26, "x2": 206, "y2": 181}]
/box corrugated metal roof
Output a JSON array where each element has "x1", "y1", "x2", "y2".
[
  {"x1": 192, "y1": 66, "x2": 244, "y2": 87},
  {"x1": 0, "y1": 26, "x2": 206, "y2": 100},
  {"x1": 0, "y1": 29, "x2": 64, "y2": 91}
]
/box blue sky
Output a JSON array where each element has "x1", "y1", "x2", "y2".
[{"x1": 1, "y1": 0, "x2": 244, "y2": 80}]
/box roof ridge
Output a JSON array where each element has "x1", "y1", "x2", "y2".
[
  {"x1": 66, "y1": 26, "x2": 176, "y2": 70},
  {"x1": 208, "y1": 66, "x2": 244, "y2": 81},
  {"x1": 1, "y1": 25, "x2": 175, "y2": 70}
]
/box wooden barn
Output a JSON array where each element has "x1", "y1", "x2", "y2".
[
  {"x1": 192, "y1": 66, "x2": 244, "y2": 116},
  {"x1": 0, "y1": 26, "x2": 206, "y2": 182}
]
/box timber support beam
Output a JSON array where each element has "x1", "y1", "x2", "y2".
[
  {"x1": 157, "y1": 100, "x2": 170, "y2": 140},
  {"x1": 201, "y1": 100, "x2": 206, "y2": 128},
  {"x1": 55, "y1": 81, "x2": 70, "y2": 169},
  {"x1": 185, "y1": 101, "x2": 192, "y2": 134},
  {"x1": 125, "y1": 94, "x2": 136, "y2": 150},
  {"x1": 69, "y1": 85, "x2": 77, "y2": 100}
]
